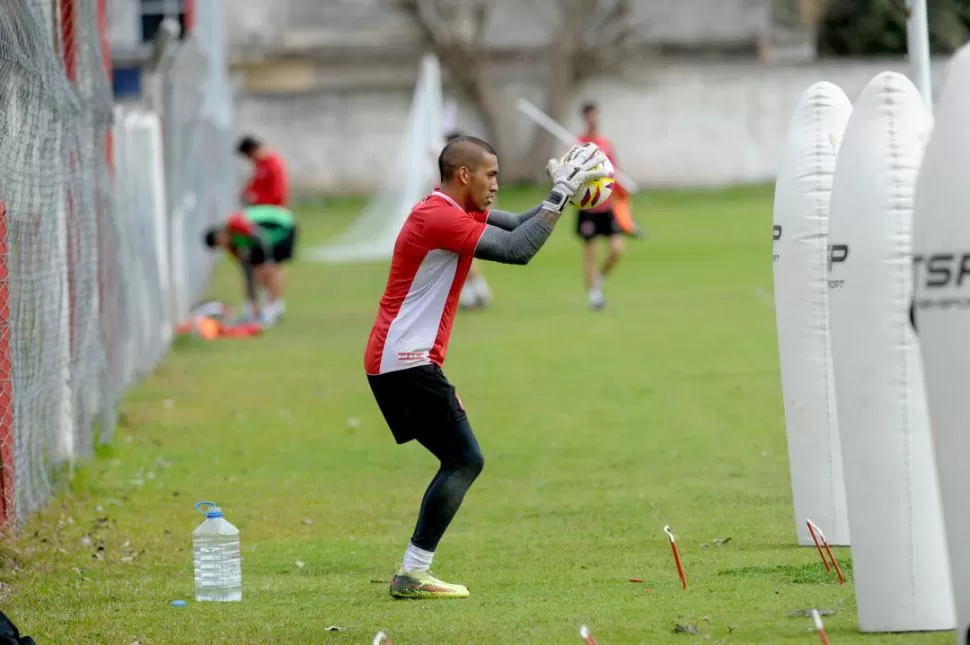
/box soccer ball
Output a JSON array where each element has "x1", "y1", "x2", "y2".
[{"x1": 563, "y1": 144, "x2": 615, "y2": 209}]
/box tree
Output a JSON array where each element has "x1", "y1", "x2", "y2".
[
  {"x1": 394, "y1": 0, "x2": 639, "y2": 182},
  {"x1": 816, "y1": 0, "x2": 969, "y2": 57}
]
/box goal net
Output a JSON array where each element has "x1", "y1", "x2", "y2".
[{"x1": 309, "y1": 54, "x2": 443, "y2": 263}]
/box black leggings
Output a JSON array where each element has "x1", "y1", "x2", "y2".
[{"x1": 410, "y1": 418, "x2": 485, "y2": 552}]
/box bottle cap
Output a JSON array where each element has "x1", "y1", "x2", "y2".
[{"x1": 194, "y1": 501, "x2": 223, "y2": 519}]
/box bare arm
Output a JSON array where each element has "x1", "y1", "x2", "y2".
[
  {"x1": 485, "y1": 205, "x2": 543, "y2": 231},
  {"x1": 473, "y1": 208, "x2": 561, "y2": 265}
]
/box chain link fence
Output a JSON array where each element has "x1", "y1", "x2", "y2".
[
  {"x1": 159, "y1": 31, "x2": 233, "y2": 324},
  {"x1": 0, "y1": 0, "x2": 233, "y2": 529}
]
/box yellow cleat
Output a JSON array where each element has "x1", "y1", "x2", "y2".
[{"x1": 389, "y1": 565, "x2": 470, "y2": 600}]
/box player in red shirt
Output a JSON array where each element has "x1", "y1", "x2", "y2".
[
  {"x1": 237, "y1": 136, "x2": 289, "y2": 207},
  {"x1": 576, "y1": 102, "x2": 626, "y2": 310},
  {"x1": 365, "y1": 136, "x2": 610, "y2": 599}
]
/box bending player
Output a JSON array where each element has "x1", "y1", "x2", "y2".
[
  {"x1": 364, "y1": 136, "x2": 610, "y2": 599},
  {"x1": 576, "y1": 102, "x2": 634, "y2": 310},
  {"x1": 203, "y1": 204, "x2": 298, "y2": 326}
]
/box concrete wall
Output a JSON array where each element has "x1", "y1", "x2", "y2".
[
  {"x1": 236, "y1": 58, "x2": 950, "y2": 196},
  {"x1": 225, "y1": 0, "x2": 774, "y2": 51},
  {"x1": 105, "y1": 0, "x2": 141, "y2": 50},
  {"x1": 105, "y1": 0, "x2": 775, "y2": 52},
  {"x1": 106, "y1": 0, "x2": 943, "y2": 195}
]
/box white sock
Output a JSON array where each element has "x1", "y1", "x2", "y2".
[
  {"x1": 403, "y1": 542, "x2": 434, "y2": 572},
  {"x1": 459, "y1": 282, "x2": 478, "y2": 308},
  {"x1": 257, "y1": 301, "x2": 279, "y2": 327},
  {"x1": 475, "y1": 276, "x2": 491, "y2": 298}
]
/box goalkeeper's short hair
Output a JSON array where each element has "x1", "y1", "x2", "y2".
[{"x1": 437, "y1": 135, "x2": 497, "y2": 182}]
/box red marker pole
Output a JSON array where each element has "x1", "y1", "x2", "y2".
[
  {"x1": 811, "y1": 609, "x2": 831, "y2": 645},
  {"x1": 807, "y1": 519, "x2": 845, "y2": 585},
  {"x1": 664, "y1": 525, "x2": 688, "y2": 590},
  {"x1": 806, "y1": 519, "x2": 831, "y2": 571}
]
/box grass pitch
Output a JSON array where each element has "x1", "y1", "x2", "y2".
[{"x1": 0, "y1": 186, "x2": 953, "y2": 644}]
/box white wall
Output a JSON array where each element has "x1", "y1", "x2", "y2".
[
  {"x1": 237, "y1": 58, "x2": 950, "y2": 195},
  {"x1": 105, "y1": 0, "x2": 140, "y2": 50},
  {"x1": 225, "y1": 0, "x2": 774, "y2": 51}
]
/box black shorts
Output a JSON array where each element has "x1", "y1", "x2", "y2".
[
  {"x1": 367, "y1": 364, "x2": 467, "y2": 445},
  {"x1": 249, "y1": 226, "x2": 298, "y2": 266},
  {"x1": 576, "y1": 209, "x2": 620, "y2": 241}
]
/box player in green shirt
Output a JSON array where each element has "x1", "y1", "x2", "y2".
[{"x1": 203, "y1": 205, "x2": 298, "y2": 326}]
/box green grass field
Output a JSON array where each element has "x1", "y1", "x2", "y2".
[{"x1": 0, "y1": 186, "x2": 954, "y2": 644}]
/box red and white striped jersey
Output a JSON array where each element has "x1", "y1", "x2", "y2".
[{"x1": 364, "y1": 191, "x2": 489, "y2": 375}]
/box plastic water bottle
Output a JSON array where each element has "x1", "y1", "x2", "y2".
[{"x1": 192, "y1": 501, "x2": 242, "y2": 602}]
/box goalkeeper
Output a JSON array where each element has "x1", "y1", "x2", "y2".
[
  {"x1": 365, "y1": 137, "x2": 610, "y2": 600},
  {"x1": 203, "y1": 204, "x2": 298, "y2": 326}
]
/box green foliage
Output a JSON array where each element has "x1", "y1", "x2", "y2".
[{"x1": 817, "y1": 0, "x2": 970, "y2": 56}]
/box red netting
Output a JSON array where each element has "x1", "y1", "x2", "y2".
[{"x1": 0, "y1": 201, "x2": 13, "y2": 530}]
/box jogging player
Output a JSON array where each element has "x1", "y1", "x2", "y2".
[
  {"x1": 204, "y1": 204, "x2": 298, "y2": 326},
  {"x1": 364, "y1": 136, "x2": 610, "y2": 599},
  {"x1": 576, "y1": 102, "x2": 626, "y2": 310}
]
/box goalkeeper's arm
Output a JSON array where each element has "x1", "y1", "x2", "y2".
[
  {"x1": 473, "y1": 208, "x2": 560, "y2": 266},
  {"x1": 473, "y1": 143, "x2": 609, "y2": 265},
  {"x1": 485, "y1": 206, "x2": 542, "y2": 231}
]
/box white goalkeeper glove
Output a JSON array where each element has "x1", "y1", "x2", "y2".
[{"x1": 541, "y1": 143, "x2": 611, "y2": 214}]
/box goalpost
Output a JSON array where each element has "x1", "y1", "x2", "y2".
[{"x1": 308, "y1": 54, "x2": 444, "y2": 264}]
